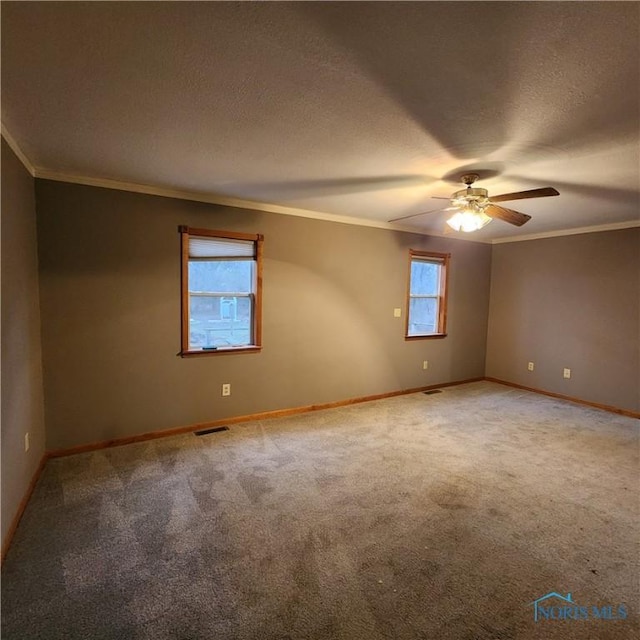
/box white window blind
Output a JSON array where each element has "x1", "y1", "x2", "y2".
[{"x1": 189, "y1": 236, "x2": 255, "y2": 259}]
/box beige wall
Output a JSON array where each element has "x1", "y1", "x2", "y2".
[
  {"x1": 486, "y1": 229, "x2": 640, "y2": 413},
  {"x1": 1, "y1": 138, "x2": 46, "y2": 548},
  {"x1": 35, "y1": 179, "x2": 492, "y2": 450}
]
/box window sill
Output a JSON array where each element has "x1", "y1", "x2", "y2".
[
  {"x1": 405, "y1": 333, "x2": 447, "y2": 340},
  {"x1": 179, "y1": 345, "x2": 262, "y2": 357}
]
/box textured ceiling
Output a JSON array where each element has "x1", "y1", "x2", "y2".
[{"x1": 2, "y1": 1, "x2": 639, "y2": 242}]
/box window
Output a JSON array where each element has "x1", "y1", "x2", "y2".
[
  {"x1": 180, "y1": 226, "x2": 263, "y2": 355},
  {"x1": 406, "y1": 250, "x2": 450, "y2": 338}
]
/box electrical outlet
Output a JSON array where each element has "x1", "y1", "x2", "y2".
[
  {"x1": 423, "y1": 360, "x2": 429, "y2": 370},
  {"x1": 393, "y1": 308, "x2": 402, "y2": 318},
  {"x1": 24, "y1": 432, "x2": 30, "y2": 452},
  {"x1": 563, "y1": 368, "x2": 571, "y2": 379},
  {"x1": 222, "y1": 383, "x2": 231, "y2": 397},
  {"x1": 527, "y1": 362, "x2": 534, "y2": 371}
]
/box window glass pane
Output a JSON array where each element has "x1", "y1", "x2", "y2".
[
  {"x1": 189, "y1": 295, "x2": 252, "y2": 348},
  {"x1": 410, "y1": 260, "x2": 440, "y2": 295},
  {"x1": 408, "y1": 297, "x2": 438, "y2": 335},
  {"x1": 189, "y1": 260, "x2": 252, "y2": 293}
]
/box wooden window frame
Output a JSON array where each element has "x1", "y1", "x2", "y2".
[
  {"x1": 180, "y1": 226, "x2": 263, "y2": 357},
  {"x1": 405, "y1": 250, "x2": 450, "y2": 340}
]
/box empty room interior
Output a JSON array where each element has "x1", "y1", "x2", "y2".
[{"x1": 1, "y1": 2, "x2": 639, "y2": 639}]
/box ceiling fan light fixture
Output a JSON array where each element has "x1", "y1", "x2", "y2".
[
  {"x1": 446, "y1": 208, "x2": 492, "y2": 233},
  {"x1": 447, "y1": 181, "x2": 492, "y2": 232}
]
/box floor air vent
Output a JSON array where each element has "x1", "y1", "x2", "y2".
[
  {"x1": 423, "y1": 389, "x2": 443, "y2": 395},
  {"x1": 194, "y1": 426, "x2": 229, "y2": 436}
]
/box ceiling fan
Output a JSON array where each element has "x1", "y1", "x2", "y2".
[{"x1": 389, "y1": 173, "x2": 560, "y2": 232}]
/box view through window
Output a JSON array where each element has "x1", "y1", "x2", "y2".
[
  {"x1": 406, "y1": 250, "x2": 450, "y2": 338},
  {"x1": 180, "y1": 227, "x2": 263, "y2": 354}
]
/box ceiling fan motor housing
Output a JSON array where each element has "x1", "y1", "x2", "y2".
[{"x1": 452, "y1": 187, "x2": 490, "y2": 209}]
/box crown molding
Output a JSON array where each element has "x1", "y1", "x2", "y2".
[
  {"x1": 491, "y1": 220, "x2": 640, "y2": 244},
  {"x1": 5, "y1": 149, "x2": 631, "y2": 245},
  {"x1": 1, "y1": 124, "x2": 635, "y2": 246},
  {"x1": 1, "y1": 124, "x2": 36, "y2": 176},
  {"x1": 35, "y1": 168, "x2": 487, "y2": 242}
]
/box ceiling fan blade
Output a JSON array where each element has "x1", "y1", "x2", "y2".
[
  {"x1": 490, "y1": 187, "x2": 559, "y2": 203},
  {"x1": 388, "y1": 206, "x2": 452, "y2": 223},
  {"x1": 485, "y1": 204, "x2": 532, "y2": 227}
]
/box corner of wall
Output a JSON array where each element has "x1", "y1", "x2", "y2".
[{"x1": 1, "y1": 136, "x2": 48, "y2": 554}]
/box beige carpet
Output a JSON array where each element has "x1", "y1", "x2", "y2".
[{"x1": 2, "y1": 381, "x2": 638, "y2": 639}]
